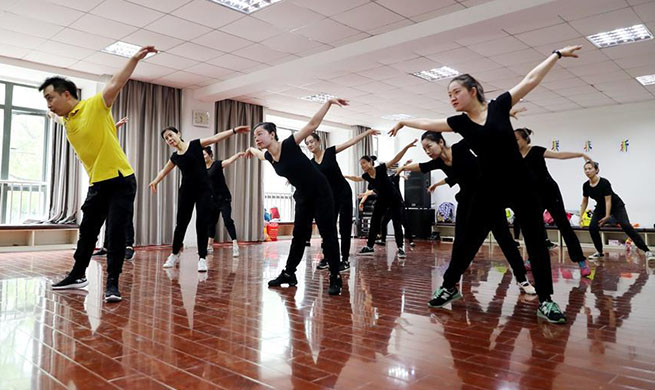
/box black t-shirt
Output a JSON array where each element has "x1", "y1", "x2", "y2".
[
  {"x1": 265, "y1": 135, "x2": 331, "y2": 197},
  {"x1": 419, "y1": 140, "x2": 480, "y2": 198},
  {"x1": 170, "y1": 139, "x2": 210, "y2": 190},
  {"x1": 446, "y1": 92, "x2": 532, "y2": 193},
  {"x1": 523, "y1": 146, "x2": 557, "y2": 190},
  {"x1": 207, "y1": 160, "x2": 231, "y2": 200},
  {"x1": 362, "y1": 163, "x2": 402, "y2": 201},
  {"x1": 312, "y1": 146, "x2": 349, "y2": 195},
  {"x1": 583, "y1": 177, "x2": 625, "y2": 214}
]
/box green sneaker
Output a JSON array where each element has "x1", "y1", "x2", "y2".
[
  {"x1": 537, "y1": 300, "x2": 567, "y2": 324},
  {"x1": 428, "y1": 287, "x2": 462, "y2": 308}
]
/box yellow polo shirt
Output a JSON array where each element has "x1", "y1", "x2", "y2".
[{"x1": 63, "y1": 93, "x2": 134, "y2": 184}]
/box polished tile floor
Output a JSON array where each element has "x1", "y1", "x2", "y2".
[{"x1": 1, "y1": 239, "x2": 654, "y2": 390}]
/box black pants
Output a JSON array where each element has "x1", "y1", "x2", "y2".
[
  {"x1": 380, "y1": 206, "x2": 413, "y2": 242},
  {"x1": 444, "y1": 189, "x2": 553, "y2": 301},
  {"x1": 367, "y1": 196, "x2": 404, "y2": 248},
  {"x1": 102, "y1": 219, "x2": 134, "y2": 249},
  {"x1": 71, "y1": 174, "x2": 137, "y2": 279},
  {"x1": 172, "y1": 187, "x2": 213, "y2": 259},
  {"x1": 334, "y1": 187, "x2": 353, "y2": 262},
  {"x1": 589, "y1": 205, "x2": 649, "y2": 253},
  {"x1": 208, "y1": 198, "x2": 237, "y2": 241},
  {"x1": 286, "y1": 190, "x2": 340, "y2": 275},
  {"x1": 543, "y1": 187, "x2": 585, "y2": 263}
]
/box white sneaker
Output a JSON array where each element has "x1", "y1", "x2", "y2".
[
  {"x1": 646, "y1": 251, "x2": 655, "y2": 261},
  {"x1": 518, "y1": 280, "x2": 536, "y2": 295},
  {"x1": 232, "y1": 242, "x2": 239, "y2": 257},
  {"x1": 207, "y1": 246, "x2": 213, "y2": 254},
  {"x1": 198, "y1": 258, "x2": 208, "y2": 272},
  {"x1": 163, "y1": 253, "x2": 179, "y2": 268},
  {"x1": 589, "y1": 252, "x2": 604, "y2": 259}
]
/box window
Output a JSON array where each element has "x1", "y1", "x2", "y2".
[{"x1": 0, "y1": 81, "x2": 51, "y2": 224}]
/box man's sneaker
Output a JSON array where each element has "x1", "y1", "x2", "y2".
[
  {"x1": 198, "y1": 258, "x2": 208, "y2": 272},
  {"x1": 125, "y1": 247, "x2": 135, "y2": 261},
  {"x1": 52, "y1": 274, "x2": 88, "y2": 290},
  {"x1": 579, "y1": 261, "x2": 591, "y2": 278},
  {"x1": 316, "y1": 259, "x2": 329, "y2": 270},
  {"x1": 328, "y1": 273, "x2": 343, "y2": 296},
  {"x1": 374, "y1": 239, "x2": 386, "y2": 246},
  {"x1": 358, "y1": 246, "x2": 374, "y2": 255},
  {"x1": 524, "y1": 259, "x2": 531, "y2": 271},
  {"x1": 397, "y1": 248, "x2": 407, "y2": 259},
  {"x1": 589, "y1": 252, "x2": 604, "y2": 260},
  {"x1": 339, "y1": 261, "x2": 350, "y2": 272},
  {"x1": 163, "y1": 253, "x2": 179, "y2": 268},
  {"x1": 409, "y1": 241, "x2": 415, "y2": 247},
  {"x1": 232, "y1": 244, "x2": 239, "y2": 257},
  {"x1": 428, "y1": 287, "x2": 462, "y2": 308},
  {"x1": 268, "y1": 270, "x2": 297, "y2": 287},
  {"x1": 517, "y1": 280, "x2": 536, "y2": 295},
  {"x1": 92, "y1": 248, "x2": 107, "y2": 257},
  {"x1": 537, "y1": 300, "x2": 567, "y2": 324},
  {"x1": 104, "y1": 278, "x2": 122, "y2": 302}
]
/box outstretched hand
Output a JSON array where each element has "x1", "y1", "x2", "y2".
[
  {"x1": 428, "y1": 183, "x2": 439, "y2": 193},
  {"x1": 328, "y1": 97, "x2": 349, "y2": 107},
  {"x1": 510, "y1": 106, "x2": 527, "y2": 119},
  {"x1": 367, "y1": 129, "x2": 381, "y2": 136},
  {"x1": 115, "y1": 116, "x2": 129, "y2": 128},
  {"x1": 234, "y1": 125, "x2": 250, "y2": 134},
  {"x1": 148, "y1": 181, "x2": 158, "y2": 193},
  {"x1": 388, "y1": 122, "x2": 404, "y2": 137},
  {"x1": 558, "y1": 45, "x2": 582, "y2": 58},
  {"x1": 406, "y1": 138, "x2": 418, "y2": 148},
  {"x1": 133, "y1": 46, "x2": 158, "y2": 60}
]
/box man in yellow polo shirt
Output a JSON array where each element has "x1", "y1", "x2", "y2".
[{"x1": 40, "y1": 45, "x2": 157, "y2": 302}]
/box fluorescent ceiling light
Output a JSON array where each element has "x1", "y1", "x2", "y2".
[
  {"x1": 412, "y1": 66, "x2": 460, "y2": 81},
  {"x1": 301, "y1": 93, "x2": 336, "y2": 103},
  {"x1": 206, "y1": 0, "x2": 282, "y2": 14},
  {"x1": 636, "y1": 74, "x2": 655, "y2": 86},
  {"x1": 381, "y1": 114, "x2": 415, "y2": 121},
  {"x1": 102, "y1": 41, "x2": 157, "y2": 59},
  {"x1": 586, "y1": 24, "x2": 653, "y2": 48}
]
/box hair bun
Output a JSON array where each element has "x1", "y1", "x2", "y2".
[{"x1": 371, "y1": 156, "x2": 377, "y2": 161}]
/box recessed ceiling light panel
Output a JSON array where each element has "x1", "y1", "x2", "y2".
[
  {"x1": 411, "y1": 66, "x2": 460, "y2": 81},
  {"x1": 301, "y1": 93, "x2": 336, "y2": 103},
  {"x1": 102, "y1": 41, "x2": 157, "y2": 58},
  {"x1": 636, "y1": 74, "x2": 655, "y2": 86},
  {"x1": 206, "y1": 0, "x2": 282, "y2": 14},
  {"x1": 586, "y1": 24, "x2": 653, "y2": 48},
  {"x1": 381, "y1": 114, "x2": 415, "y2": 121}
]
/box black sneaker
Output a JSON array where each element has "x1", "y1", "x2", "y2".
[
  {"x1": 104, "y1": 278, "x2": 122, "y2": 303},
  {"x1": 316, "y1": 259, "x2": 329, "y2": 270},
  {"x1": 339, "y1": 261, "x2": 350, "y2": 272},
  {"x1": 428, "y1": 286, "x2": 462, "y2": 308},
  {"x1": 268, "y1": 270, "x2": 298, "y2": 287},
  {"x1": 409, "y1": 241, "x2": 415, "y2": 247},
  {"x1": 397, "y1": 248, "x2": 407, "y2": 258},
  {"x1": 52, "y1": 274, "x2": 88, "y2": 290},
  {"x1": 92, "y1": 248, "x2": 107, "y2": 257},
  {"x1": 358, "y1": 246, "x2": 374, "y2": 255},
  {"x1": 545, "y1": 239, "x2": 558, "y2": 249},
  {"x1": 304, "y1": 240, "x2": 311, "y2": 247},
  {"x1": 328, "y1": 273, "x2": 342, "y2": 296},
  {"x1": 125, "y1": 247, "x2": 135, "y2": 261},
  {"x1": 537, "y1": 300, "x2": 567, "y2": 324},
  {"x1": 374, "y1": 239, "x2": 386, "y2": 246}
]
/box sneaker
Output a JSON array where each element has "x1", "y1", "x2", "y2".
[
  {"x1": 52, "y1": 274, "x2": 88, "y2": 290},
  {"x1": 104, "y1": 278, "x2": 121, "y2": 302},
  {"x1": 268, "y1": 270, "x2": 297, "y2": 287},
  {"x1": 198, "y1": 258, "x2": 208, "y2": 272},
  {"x1": 428, "y1": 287, "x2": 462, "y2": 308},
  {"x1": 358, "y1": 246, "x2": 374, "y2": 255},
  {"x1": 397, "y1": 248, "x2": 407, "y2": 259},
  {"x1": 316, "y1": 259, "x2": 329, "y2": 270},
  {"x1": 537, "y1": 300, "x2": 567, "y2": 324},
  {"x1": 589, "y1": 252, "x2": 604, "y2": 259},
  {"x1": 339, "y1": 261, "x2": 350, "y2": 272},
  {"x1": 524, "y1": 259, "x2": 531, "y2": 271},
  {"x1": 163, "y1": 253, "x2": 179, "y2": 268},
  {"x1": 409, "y1": 241, "x2": 415, "y2": 247},
  {"x1": 125, "y1": 247, "x2": 135, "y2": 261},
  {"x1": 328, "y1": 273, "x2": 343, "y2": 296},
  {"x1": 374, "y1": 239, "x2": 386, "y2": 246},
  {"x1": 579, "y1": 261, "x2": 591, "y2": 278},
  {"x1": 517, "y1": 280, "x2": 536, "y2": 295},
  {"x1": 92, "y1": 248, "x2": 107, "y2": 257},
  {"x1": 207, "y1": 246, "x2": 213, "y2": 254},
  {"x1": 232, "y1": 243, "x2": 239, "y2": 257}
]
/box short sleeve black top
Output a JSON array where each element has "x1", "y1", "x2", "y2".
[
  {"x1": 418, "y1": 140, "x2": 480, "y2": 199},
  {"x1": 523, "y1": 146, "x2": 557, "y2": 191},
  {"x1": 265, "y1": 135, "x2": 331, "y2": 197},
  {"x1": 446, "y1": 92, "x2": 531, "y2": 192},
  {"x1": 311, "y1": 146, "x2": 350, "y2": 195},
  {"x1": 362, "y1": 163, "x2": 402, "y2": 201},
  {"x1": 207, "y1": 160, "x2": 231, "y2": 201},
  {"x1": 170, "y1": 139, "x2": 210, "y2": 191},
  {"x1": 583, "y1": 177, "x2": 625, "y2": 214}
]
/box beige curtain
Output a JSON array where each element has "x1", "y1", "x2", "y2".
[
  {"x1": 44, "y1": 121, "x2": 80, "y2": 224},
  {"x1": 111, "y1": 80, "x2": 181, "y2": 246},
  {"x1": 214, "y1": 99, "x2": 264, "y2": 242}
]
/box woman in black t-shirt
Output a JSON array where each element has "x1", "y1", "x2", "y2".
[
  {"x1": 388, "y1": 44, "x2": 583, "y2": 324},
  {"x1": 203, "y1": 147, "x2": 244, "y2": 258},
  {"x1": 245, "y1": 97, "x2": 348, "y2": 296},
  {"x1": 150, "y1": 125, "x2": 249, "y2": 273},
  {"x1": 304, "y1": 128, "x2": 380, "y2": 271},
  {"x1": 580, "y1": 161, "x2": 653, "y2": 260},
  {"x1": 514, "y1": 127, "x2": 591, "y2": 276}
]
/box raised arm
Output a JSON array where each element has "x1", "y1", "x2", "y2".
[
  {"x1": 344, "y1": 175, "x2": 364, "y2": 182},
  {"x1": 115, "y1": 117, "x2": 128, "y2": 131},
  {"x1": 221, "y1": 151, "x2": 245, "y2": 168},
  {"x1": 428, "y1": 178, "x2": 448, "y2": 193},
  {"x1": 294, "y1": 97, "x2": 349, "y2": 144},
  {"x1": 103, "y1": 46, "x2": 157, "y2": 107},
  {"x1": 398, "y1": 162, "x2": 422, "y2": 173},
  {"x1": 508, "y1": 45, "x2": 581, "y2": 106},
  {"x1": 244, "y1": 147, "x2": 266, "y2": 161},
  {"x1": 388, "y1": 118, "x2": 452, "y2": 137},
  {"x1": 386, "y1": 139, "x2": 417, "y2": 167},
  {"x1": 544, "y1": 150, "x2": 591, "y2": 161},
  {"x1": 335, "y1": 129, "x2": 380, "y2": 153},
  {"x1": 200, "y1": 126, "x2": 250, "y2": 147},
  {"x1": 149, "y1": 160, "x2": 175, "y2": 193}
]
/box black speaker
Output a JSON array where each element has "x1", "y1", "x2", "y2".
[
  {"x1": 404, "y1": 171, "x2": 431, "y2": 208},
  {"x1": 405, "y1": 208, "x2": 435, "y2": 239}
]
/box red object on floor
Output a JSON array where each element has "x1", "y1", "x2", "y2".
[{"x1": 267, "y1": 221, "x2": 278, "y2": 241}]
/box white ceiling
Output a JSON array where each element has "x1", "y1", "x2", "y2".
[{"x1": 1, "y1": 0, "x2": 654, "y2": 129}]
